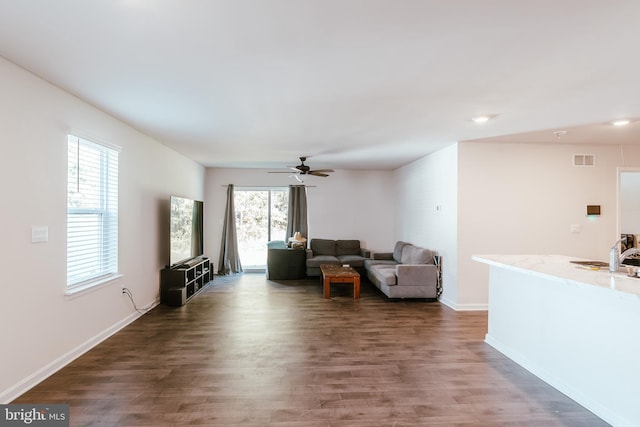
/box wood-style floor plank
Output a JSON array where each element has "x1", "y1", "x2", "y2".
[{"x1": 14, "y1": 274, "x2": 609, "y2": 426}]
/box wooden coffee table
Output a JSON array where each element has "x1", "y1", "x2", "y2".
[{"x1": 320, "y1": 264, "x2": 360, "y2": 299}]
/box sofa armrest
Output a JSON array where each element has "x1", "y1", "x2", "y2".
[
  {"x1": 395, "y1": 264, "x2": 437, "y2": 287},
  {"x1": 306, "y1": 249, "x2": 314, "y2": 259},
  {"x1": 360, "y1": 248, "x2": 371, "y2": 258},
  {"x1": 372, "y1": 252, "x2": 393, "y2": 260}
]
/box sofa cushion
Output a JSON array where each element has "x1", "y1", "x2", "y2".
[
  {"x1": 393, "y1": 241, "x2": 409, "y2": 263},
  {"x1": 310, "y1": 239, "x2": 336, "y2": 256},
  {"x1": 400, "y1": 245, "x2": 434, "y2": 265},
  {"x1": 337, "y1": 254, "x2": 365, "y2": 267},
  {"x1": 364, "y1": 259, "x2": 398, "y2": 269},
  {"x1": 306, "y1": 255, "x2": 340, "y2": 268},
  {"x1": 336, "y1": 240, "x2": 360, "y2": 256},
  {"x1": 370, "y1": 265, "x2": 397, "y2": 286}
]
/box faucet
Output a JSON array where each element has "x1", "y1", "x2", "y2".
[{"x1": 609, "y1": 238, "x2": 640, "y2": 272}]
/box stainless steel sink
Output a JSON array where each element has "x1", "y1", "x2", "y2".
[
  {"x1": 570, "y1": 260, "x2": 640, "y2": 278},
  {"x1": 622, "y1": 258, "x2": 640, "y2": 267}
]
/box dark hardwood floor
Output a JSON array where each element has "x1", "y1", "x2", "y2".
[{"x1": 14, "y1": 274, "x2": 608, "y2": 426}]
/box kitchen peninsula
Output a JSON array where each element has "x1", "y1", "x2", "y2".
[{"x1": 473, "y1": 254, "x2": 640, "y2": 427}]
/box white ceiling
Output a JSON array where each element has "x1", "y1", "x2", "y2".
[{"x1": 1, "y1": 0, "x2": 639, "y2": 170}]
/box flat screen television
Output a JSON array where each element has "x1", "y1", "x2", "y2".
[{"x1": 170, "y1": 196, "x2": 204, "y2": 267}]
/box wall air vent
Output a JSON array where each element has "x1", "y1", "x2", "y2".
[{"x1": 573, "y1": 154, "x2": 595, "y2": 167}]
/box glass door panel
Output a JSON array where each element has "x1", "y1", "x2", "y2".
[
  {"x1": 270, "y1": 190, "x2": 289, "y2": 242},
  {"x1": 235, "y1": 189, "x2": 288, "y2": 270}
]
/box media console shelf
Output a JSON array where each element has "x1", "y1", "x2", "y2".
[{"x1": 161, "y1": 257, "x2": 212, "y2": 306}]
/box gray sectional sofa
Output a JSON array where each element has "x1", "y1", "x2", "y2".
[
  {"x1": 365, "y1": 241, "x2": 441, "y2": 299},
  {"x1": 305, "y1": 239, "x2": 370, "y2": 276}
]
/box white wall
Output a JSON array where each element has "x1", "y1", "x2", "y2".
[
  {"x1": 394, "y1": 142, "x2": 637, "y2": 310},
  {"x1": 204, "y1": 168, "x2": 395, "y2": 268},
  {"x1": 393, "y1": 144, "x2": 459, "y2": 308},
  {"x1": 0, "y1": 57, "x2": 204, "y2": 402},
  {"x1": 457, "y1": 141, "x2": 628, "y2": 309}
]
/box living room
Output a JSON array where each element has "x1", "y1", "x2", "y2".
[
  {"x1": 2, "y1": 2, "x2": 640, "y2": 424},
  {"x1": 3, "y1": 47, "x2": 639, "y2": 411}
]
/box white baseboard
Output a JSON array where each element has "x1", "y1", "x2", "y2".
[
  {"x1": 439, "y1": 296, "x2": 487, "y2": 311},
  {"x1": 454, "y1": 303, "x2": 488, "y2": 311},
  {"x1": 0, "y1": 300, "x2": 159, "y2": 404}
]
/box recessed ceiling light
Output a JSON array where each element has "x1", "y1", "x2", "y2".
[
  {"x1": 611, "y1": 119, "x2": 631, "y2": 126},
  {"x1": 472, "y1": 116, "x2": 490, "y2": 123}
]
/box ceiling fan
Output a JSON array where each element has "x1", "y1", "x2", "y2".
[{"x1": 269, "y1": 157, "x2": 334, "y2": 179}]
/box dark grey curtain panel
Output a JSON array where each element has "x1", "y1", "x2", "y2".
[
  {"x1": 286, "y1": 185, "x2": 308, "y2": 240},
  {"x1": 218, "y1": 184, "x2": 243, "y2": 275}
]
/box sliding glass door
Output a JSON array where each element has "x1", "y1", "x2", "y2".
[{"x1": 234, "y1": 188, "x2": 288, "y2": 270}]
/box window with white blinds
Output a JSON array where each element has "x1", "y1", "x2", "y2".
[{"x1": 67, "y1": 135, "x2": 119, "y2": 290}]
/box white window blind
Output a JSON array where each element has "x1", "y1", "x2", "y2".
[{"x1": 67, "y1": 135, "x2": 119, "y2": 289}]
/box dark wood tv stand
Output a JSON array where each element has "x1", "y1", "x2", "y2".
[{"x1": 160, "y1": 257, "x2": 212, "y2": 306}]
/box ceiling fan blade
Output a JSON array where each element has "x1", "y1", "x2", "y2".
[{"x1": 270, "y1": 157, "x2": 333, "y2": 178}]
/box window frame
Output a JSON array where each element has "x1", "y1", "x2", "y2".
[{"x1": 66, "y1": 134, "x2": 121, "y2": 294}]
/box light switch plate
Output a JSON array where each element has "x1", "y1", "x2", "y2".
[{"x1": 32, "y1": 226, "x2": 49, "y2": 243}]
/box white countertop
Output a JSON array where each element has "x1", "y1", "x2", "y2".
[{"x1": 472, "y1": 254, "x2": 640, "y2": 297}]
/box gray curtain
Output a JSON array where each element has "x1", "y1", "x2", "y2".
[
  {"x1": 286, "y1": 185, "x2": 308, "y2": 240},
  {"x1": 218, "y1": 185, "x2": 243, "y2": 275}
]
